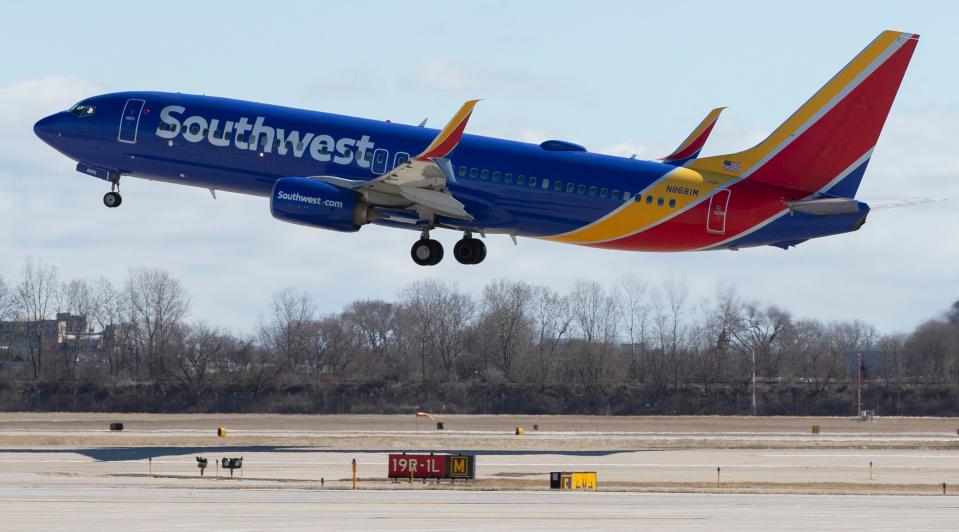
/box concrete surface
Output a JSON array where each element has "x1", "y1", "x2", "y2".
[{"x1": 0, "y1": 488, "x2": 956, "y2": 531}]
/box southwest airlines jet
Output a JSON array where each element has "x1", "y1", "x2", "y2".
[{"x1": 35, "y1": 31, "x2": 919, "y2": 266}]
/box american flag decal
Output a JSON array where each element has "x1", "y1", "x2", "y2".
[{"x1": 722, "y1": 160, "x2": 741, "y2": 172}]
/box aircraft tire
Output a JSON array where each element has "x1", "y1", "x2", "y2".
[
  {"x1": 471, "y1": 239, "x2": 486, "y2": 264},
  {"x1": 426, "y1": 239, "x2": 444, "y2": 265},
  {"x1": 455, "y1": 238, "x2": 486, "y2": 265},
  {"x1": 103, "y1": 191, "x2": 122, "y2": 208},
  {"x1": 411, "y1": 239, "x2": 443, "y2": 266}
]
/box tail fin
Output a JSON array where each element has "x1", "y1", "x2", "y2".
[
  {"x1": 688, "y1": 30, "x2": 918, "y2": 197},
  {"x1": 661, "y1": 107, "x2": 725, "y2": 166}
]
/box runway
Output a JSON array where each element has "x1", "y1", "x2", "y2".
[
  {"x1": 1, "y1": 414, "x2": 957, "y2": 529},
  {"x1": 1, "y1": 488, "x2": 956, "y2": 531}
]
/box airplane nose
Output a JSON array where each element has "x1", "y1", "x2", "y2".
[{"x1": 33, "y1": 113, "x2": 62, "y2": 145}]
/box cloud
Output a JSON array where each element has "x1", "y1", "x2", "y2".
[{"x1": 0, "y1": 77, "x2": 103, "y2": 174}]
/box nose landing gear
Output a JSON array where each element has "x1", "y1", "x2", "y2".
[
  {"x1": 103, "y1": 177, "x2": 122, "y2": 208},
  {"x1": 453, "y1": 234, "x2": 486, "y2": 265},
  {"x1": 103, "y1": 191, "x2": 122, "y2": 208}
]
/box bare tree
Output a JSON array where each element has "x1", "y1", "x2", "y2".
[
  {"x1": 650, "y1": 280, "x2": 690, "y2": 388},
  {"x1": 617, "y1": 276, "x2": 653, "y2": 380},
  {"x1": 562, "y1": 281, "x2": 620, "y2": 385},
  {"x1": 341, "y1": 300, "x2": 398, "y2": 377},
  {"x1": 169, "y1": 322, "x2": 231, "y2": 401},
  {"x1": 259, "y1": 287, "x2": 317, "y2": 376},
  {"x1": 0, "y1": 276, "x2": 11, "y2": 321},
  {"x1": 14, "y1": 257, "x2": 60, "y2": 379},
  {"x1": 477, "y1": 279, "x2": 533, "y2": 379},
  {"x1": 124, "y1": 267, "x2": 191, "y2": 379},
  {"x1": 526, "y1": 286, "x2": 572, "y2": 383},
  {"x1": 60, "y1": 278, "x2": 95, "y2": 379},
  {"x1": 91, "y1": 277, "x2": 127, "y2": 378},
  {"x1": 397, "y1": 280, "x2": 474, "y2": 381}
]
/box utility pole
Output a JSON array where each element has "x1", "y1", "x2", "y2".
[
  {"x1": 856, "y1": 352, "x2": 863, "y2": 417},
  {"x1": 751, "y1": 346, "x2": 757, "y2": 416}
]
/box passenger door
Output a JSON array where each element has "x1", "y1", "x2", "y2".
[{"x1": 118, "y1": 99, "x2": 145, "y2": 144}]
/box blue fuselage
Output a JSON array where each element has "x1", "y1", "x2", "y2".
[{"x1": 33, "y1": 91, "x2": 868, "y2": 250}]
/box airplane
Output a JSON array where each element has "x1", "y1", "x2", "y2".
[{"x1": 34, "y1": 30, "x2": 920, "y2": 266}]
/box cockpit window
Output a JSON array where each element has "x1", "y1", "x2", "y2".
[{"x1": 69, "y1": 104, "x2": 96, "y2": 117}]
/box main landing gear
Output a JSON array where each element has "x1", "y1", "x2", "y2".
[
  {"x1": 411, "y1": 233, "x2": 444, "y2": 266},
  {"x1": 410, "y1": 231, "x2": 487, "y2": 266},
  {"x1": 103, "y1": 177, "x2": 122, "y2": 208},
  {"x1": 453, "y1": 233, "x2": 486, "y2": 265}
]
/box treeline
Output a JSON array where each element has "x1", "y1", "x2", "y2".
[{"x1": 0, "y1": 257, "x2": 957, "y2": 415}]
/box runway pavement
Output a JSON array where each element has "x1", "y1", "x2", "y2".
[
  {"x1": 0, "y1": 487, "x2": 956, "y2": 530},
  {"x1": 0, "y1": 414, "x2": 957, "y2": 529}
]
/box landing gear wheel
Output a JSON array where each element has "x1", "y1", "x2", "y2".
[
  {"x1": 103, "y1": 191, "x2": 122, "y2": 208},
  {"x1": 411, "y1": 239, "x2": 444, "y2": 266},
  {"x1": 454, "y1": 237, "x2": 487, "y2": 265}
]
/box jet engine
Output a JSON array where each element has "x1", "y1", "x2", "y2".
[{"x1": 270, "y1": 177, "x2": 373, "y2": 233}]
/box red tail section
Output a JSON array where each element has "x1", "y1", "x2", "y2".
[{"x1": 690, "y1": 31, "x2": 918, "y2": 195}]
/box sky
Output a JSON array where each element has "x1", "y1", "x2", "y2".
[{"x1": 0, "y1": 0, "x2": 956, "y2": 334}]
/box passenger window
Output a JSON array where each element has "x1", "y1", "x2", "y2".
[
  {"x1": 566, "y1": 182, "x2": 574, "y2": 193},
  {"x1": 657, "y1": 197, "x2": 665, "y2": 206},
  {"x1": 529, "y1": 176, "x2": 538, "y2": 187},
  {"x1": 600, "y1": 187, "x2": 608, "y2": 198},
  {"x1": 470, "y1": 168, "x2": 478, "y2": 178},
  {"x1": 541, "y1": 178, "x2": 550, "y2": 189},
  {"x1": 504, "y1": 173, "x2": 513, "y2": 184},
  {"x1": 589, "y1": 186, "x2": 597, "y2": 197},
  {"x1": 492, "y1": 171, "x2": 501, "y2": 182},
  {"x1": 554, "y1": 180, "x2": 564, "y2": 192},
  {"x1": 669, "y1": 199, "x2": 677, "y2": 208},
  {"x1": 577, "y1": 184, "x2": 586, "y2": 195},
  {"x1": 518, "y1": 174, "x2": 526, "y2": 185},
  {"x1": 458, "y1": 166, "x2": 467, "y2": 177},
  {"x1": 623, "y1": 191, "x2": 631, "y2": 201},
  {"x1": 481, "y1": 169, "x2": 489, "y2": 180},
  {"x1": 611, "y1": 189, "x2": 620, "y2": 200},
  {"x1": 296, "y1": 141, "x2": 303, "y2": 150},
  {"x1": 646, "y1": 195, "x2": 653, "y2": 204}
]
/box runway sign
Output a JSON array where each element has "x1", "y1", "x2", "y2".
[
  {"x1": 387, "y1": 453, "x2": 475, "y2": 479},
  {"x1": 388, "y1": 454, "x2": 447, "y2": 478},
  {"x1": 550, "y1": 471, "x2": 597, "y2": 490},
  {"x1": 448, "y1": 455, "x2": 475, "y2": 479}
]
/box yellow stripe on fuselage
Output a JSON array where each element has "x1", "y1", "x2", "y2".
[
  {"x1": 543, "y1": 166, "x2": 733, "y2": 244},
  {"x1": 689, "y1": 30, "x2": 902, "y2": 177}
]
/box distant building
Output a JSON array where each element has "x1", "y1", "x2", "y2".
[{"x1": 0, "y1": 313, "x2": 108, "y2": 372}]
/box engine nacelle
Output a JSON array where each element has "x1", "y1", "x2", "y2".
[{"x1": 270, "y1": 177, "x2": 371, "y2": 233}]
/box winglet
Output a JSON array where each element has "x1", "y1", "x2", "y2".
[
  {"x1": 661, "y1": 107, "x2": 724, "y2": 166},
  {"x1": 415, "y1": 99, "x2": 480, "y2": 161}
]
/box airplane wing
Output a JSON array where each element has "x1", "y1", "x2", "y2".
[{"x1": 316, "y1": 100, "x2": 480, "y2": 221}]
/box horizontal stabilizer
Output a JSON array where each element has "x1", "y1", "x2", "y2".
[{"x1": 785, "y1": 197, "x2": 860, "y2": 216}]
